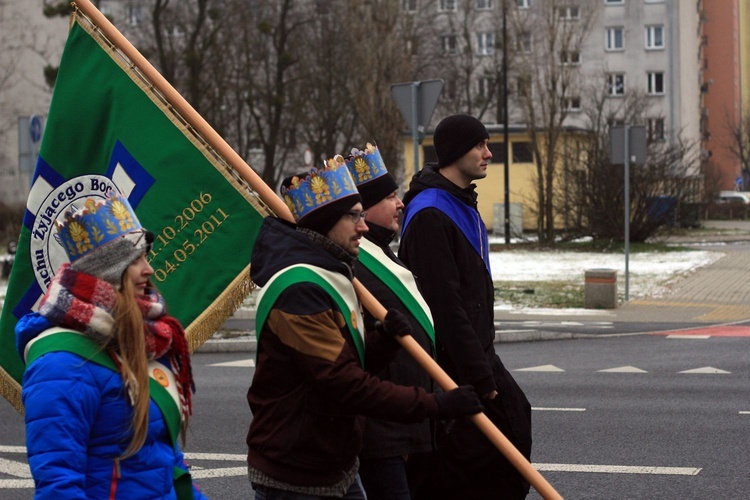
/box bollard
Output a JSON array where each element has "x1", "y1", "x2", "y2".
[{"x1": 584, "y1": 268, "x2": 618, "y2": 309}]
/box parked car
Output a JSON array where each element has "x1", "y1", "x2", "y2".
[{"x1": 717, "y1": 191, "x2": 750, "y2": 204}]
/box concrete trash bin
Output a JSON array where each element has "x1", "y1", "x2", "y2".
[{"x1": 584, "y1": 268, "x2": 618, "y2": 309}]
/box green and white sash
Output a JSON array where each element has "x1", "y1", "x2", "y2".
[
  {"x1": 255, "y1": 264, "x2": 366, "y2": 366},
  {"x1": 358, "y1": 238, "x2": 435, "y2": 347}
]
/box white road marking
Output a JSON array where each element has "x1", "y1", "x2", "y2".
[
  {"x1": 189, "y1": 467, "x2": 248, "y2": 479},
  {"x1": 739, "y1": 411, "x2": 750, "y2": 414},
  {"x1": 185, "y1": 453, "x2": 246, "y2": 461},
  {"x1": 667, "y1": 335, "x2": 711, "y2": 339},
  {"x1": 0, "y1": 448, "x2": 704, "y2": 487},
  {"x1": 515, "y1": 364, "x2": 565, "y2": 372},
  {"x1": 533, "y1": 407, "x2": 586, "y2": 412},
  {"x1": 0, "y1": 458, "x2": 31, "y2": 478},
  {"x1": 208, "y1": 359, "x2": 255, "y2": 367},
  {"x1": 598, "y1": 366, "x2": 648, "y2": 373},
  {"x1": 534, "y1": 463, "x2": 701, "y2": 475},
  {"x1": 678, "y1": 367, "x2": 730, "y2": 374},
  {"x1": 0, "y1": 447, "x2": 26, "y2": 453},
  {"x1": 0, "y1": 479, "x2": 34, "y2": 488}
]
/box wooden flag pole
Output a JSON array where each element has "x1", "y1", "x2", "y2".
[
  {"x1": 354, "y1": 281, "x2": 563, "y2": 500},
  {"x1": 72, "y1": 2, "x2": 561, "y2": 498}
]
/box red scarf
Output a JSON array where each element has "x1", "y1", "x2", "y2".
[{"x1": 39, "y1": 264, "x2": 194, "y2": 419}]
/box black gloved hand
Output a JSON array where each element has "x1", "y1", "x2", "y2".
[
  {"x1": 380, "y1": 309, "x2": 412, "y2": 338},
  {"x1": 435, "y1": 385, "x2": 484, "y2": 419}
]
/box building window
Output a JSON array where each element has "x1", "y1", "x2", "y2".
[
  {"x1": 439, "y1": 0, "x2": 457, "y2": 11},
  {"x1": 476, "y1": 32, "x2": 495, "y2": 56},
  {"x1": 512, "y1": 142, "x2": 534, "y2": 163},
  {"x1": 604, "y1": 0, "x2": 623, "y2": 4},
  {"x1": 402, "y1": 0, "x2": 417, "y2": 12},
  {"x1": 517, "y1": 32, "x2": 532, "y2": 53},
  {"x1": 645, "y1": 25, "x2": 664, "y2": 49},
  {"x1": 566, "y1": 97, "x2": 582, "y2": 111},
  {"x1": 441, "y1": 34, "x2": 458, "y2": 55},
  {"x1": 445, "y1": 79, "x2": 457, "y2": 100},
  {"x1": 560, "y1": 50, "x2": 581, "y2": 65},
  {"x1": 607, "y1": 73, "x2": 625, "y2": 96},
  {"x1": 558, "y1": 5, "x2": 580, "y2": 20},
  {"x1": 488, "y1": 142, "x2": 507, "y2": 163},
  {"x1": 516, "y1": 76, "x2": 532, "y2": 98},
  {"x1": 478, "y1": 77, "x2": 494, "y2": 98},
  {"x1": 647, "y1": 71, "x2": 664, "y2": 95},
  {"x1": 127, "y1": 5, "x2": 142, "y2": 26},
  {"x1": 606, "y1": 27, "x2": 624, "y2": 51},
  {"x1": 648, "y1": 118, "x2": 665, "y2": 141},
  {"x1": 406, "y1": 38, "x2": 419, "y2": 55},
  {"x1": 516, "y1": 0, "x2": 531, "y2": 8},
  {"x1": 476, "y1": 0, "x2": 494, "y2": 10}
]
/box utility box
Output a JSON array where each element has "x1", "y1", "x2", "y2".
[
  {"x1": 584, "y1": 268, "x2": 618, "y2": 309},
  {"x1": 493, "y1": 203, "x2": 523, "y2": 237}
]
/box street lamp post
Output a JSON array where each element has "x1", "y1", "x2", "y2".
[{"x1": 502, "y1": 0, "x2": 510, "y2": 244}]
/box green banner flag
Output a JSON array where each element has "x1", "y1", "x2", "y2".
[{"x1": 0, "y1": 9, "x2": 271, "y2": 411}]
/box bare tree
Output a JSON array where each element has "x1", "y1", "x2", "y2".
[
  {"x1": 508, "y1": 0, "x2": 599, "y2": 245},
  {"x1": 557, "y1": 80, "x2": 701, "y2": 242},
  {"x1": 341, "y1": 0, "x2": 416, "y2": 174},
  {"x1": 724, "y1": 107, "x2": 750, "y2": 189}
]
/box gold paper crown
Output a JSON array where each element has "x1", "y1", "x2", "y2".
[
  {"x1": 281, "y1": 157, "x2": 359, "y2": 221},
  {"x1": 345, "y1": 143, "x2": 389, "y2": 186},
  {"x1": 55, "y1": 192, "x2": 143, "y2": 261}
]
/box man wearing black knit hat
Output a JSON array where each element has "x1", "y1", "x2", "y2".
[
  {"x1": 245, "y1": 159, "x2": 483, "y2": 499},
  {"x1": 399, "y1": 115, "x2": 533, "y2": 499},
  {"x1": 345, "y1": 144, "x2": 439, "y2": 499}
]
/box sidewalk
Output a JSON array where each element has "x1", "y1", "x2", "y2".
[{"x1": 199, "y1": 220, "x2": 750, "y2": 352}]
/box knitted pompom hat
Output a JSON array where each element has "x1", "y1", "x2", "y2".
[
  {"x1": 55, "y1": 193, "x2": 152, "y2": 286},
  {"x1": 433, "y1": 114, "x2": 490, "y2": 168}
]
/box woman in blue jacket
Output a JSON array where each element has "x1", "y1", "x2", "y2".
[{"x1": 16, "y1": 192, "x2": 206, "y2": 499}]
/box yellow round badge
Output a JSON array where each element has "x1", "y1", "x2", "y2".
[{"x1": 153, "y1": 368, "x2": 169, "y2": 387}]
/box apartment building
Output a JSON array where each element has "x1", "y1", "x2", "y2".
[{"x1": 701, "y1": 0, "x2": 750, "y2": 191}]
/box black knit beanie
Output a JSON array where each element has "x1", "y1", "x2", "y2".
[
  {"x1": 280, "y1": 173, "x2": 362, "y2": 235},
  {"x1": 358, "y1": 172, "x2": 399, "y2": 210},
  {"x1": 433, "y1": 114, "x2": 490, "y2": 168}
]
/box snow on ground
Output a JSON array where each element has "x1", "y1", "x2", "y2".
[
  {"x1": 489, "y1": 248, "x2": 724, "y2": 315},
  {"x1": 0, "y1": 248, "x2": 726, "y2": 314}
]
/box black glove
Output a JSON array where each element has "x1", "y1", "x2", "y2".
[
  {"x1": 380, "y1": 309, "x2": 412, "y2": 338},
  {"x1": 435, "y1": 385, "x2": 484, "y2": 419}
]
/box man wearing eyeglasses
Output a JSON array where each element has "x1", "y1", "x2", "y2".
[{"x1": 245, "y1": 160, "x2": 483, "y2": 500}]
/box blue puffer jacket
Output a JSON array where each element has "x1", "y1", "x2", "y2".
[{"x1": 17, "y1": 313, "x2": 207, "y2": 499}]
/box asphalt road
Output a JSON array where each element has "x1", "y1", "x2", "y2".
[{"x1": 0, "y1": 335, "x2": 747, "y2": 499}]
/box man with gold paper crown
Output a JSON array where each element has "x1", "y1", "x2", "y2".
[
  {"x1": 245, "y1": 158, "x2": 483, "y2": 499},
  {"x1": 345, "y1": 143, "x2": 439, "y2": 500}
]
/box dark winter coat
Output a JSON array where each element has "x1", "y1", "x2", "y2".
[
  {"x1": 399, "y1": 164, "x2": 533, "y2": 498},
  {"x1": 355, "y1": 222, "x2": 436, "y2": 460},
  {"x1": 246, "y1": 217, "x2": 443, "y2": 489}
]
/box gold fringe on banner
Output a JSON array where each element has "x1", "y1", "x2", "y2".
[{"x1": 185, "y1": 265, "x2": 256, "y2": 353}]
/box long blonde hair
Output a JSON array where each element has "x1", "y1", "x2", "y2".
[{"x1": 112, "y1": 277, "x2": 150, "y2": 459}]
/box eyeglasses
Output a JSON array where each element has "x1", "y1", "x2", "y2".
[{"x1": 345, "y1": 211, "x2": 367, "y2": 224}]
